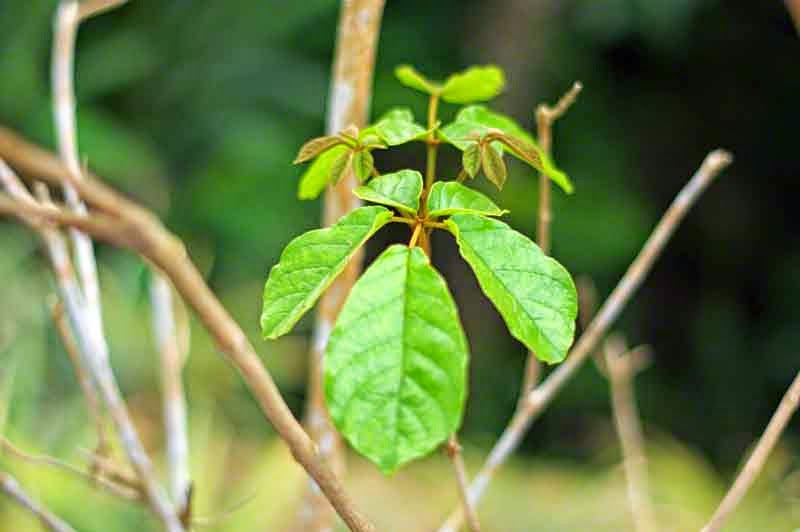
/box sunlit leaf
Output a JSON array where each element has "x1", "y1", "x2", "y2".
[
  {"x1": 330, "y1": 149, "x2": 353, "y2": 186},
  {"x1": 354, "y1": 169, "x2": 423, "y2": 215},
  {"x1": 440, "y1": 65, "x2": 506, "y2": 104},
  {"x1": 394, "y1": 65, "x2": 439, "y2": 95},
  {"x1": 261, "y1": 206, "x2": 393, "y2": 338},
  {"x1": 293, "y1": 135, "x2": 344, "y2": 164},
  {"x1": 352, "y1": 150, "x2": 375, "y2": 183},
  {"x1": 427, "y1": 181, "x2": 507, "y2": 218},
  {"x1": 325, "y1": 245, "x2": 468, "y2": 473},
  {"x1": 297, "y1": 144, "x2": 350, "y2": 199},
  {"x1": 373, "y1": 108, "x2": 427, "y2": 146},
  {"x1": 446, "y1": 214, "x2": 577, "y2": 363}
]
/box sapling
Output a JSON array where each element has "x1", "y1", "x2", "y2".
[{"x1": 261, "y1": 64, "x2": 579, "y2": 473}]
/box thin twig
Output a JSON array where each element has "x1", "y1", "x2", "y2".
[
  {"x1": 438, "y1": 149, "x2": 732, "y2": 532},
  {"x1": 701, "y1": 369, "x2": 800, "y2": 532},
  {"x1": 0, "y1": 436, "x2": 139, "y2": 501},
  {"x1": 297, "y1": 1, "x2": 386, "y2": 530},
  {"x1": 786, "y1": 0, "x2": 800, "y2": 32},
  {"x1": 150, "y1": 272, "x2": 191, "y2": 510},
  {"x1": 603, "y1": 335, "x2": 657, "y2": 532},
  {"x1": 0, "y1": 131, "x2": 377, "y2": 531},
  {"x1": 519, "y1": 81, "x2": 583, "y2": 398},
  {"x1": 445, "y1": 435, "x2": 481, "y2": 532},
  {"x1": 0, "y1": 472, "x2": 76, "y2": 532}
]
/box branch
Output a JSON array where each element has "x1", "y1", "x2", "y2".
[
  {"x1": 603, "y1": 335, "x2": 657, "y2": 532},
  {"x1": 438, "y1": 149, "x2": 732, "y2": 532},
  {"x1": 296, "y1": 1, "x2": 385, "y2": 530},
  {"x1": 520, "y1": 81, "x2": 583, "y2": 397},
  {"x1": 701, "y1": 369, "x2": 800, "y2": 532},
  {"x1": 0, "y1": 472, "x2": 77, "y2": 532},
  {"x1": 786, "y1": 0, "x2": 800, "y2": 32},
  {"x1": 150, "y1": 273, "x2": 191, "y2": 511},
  {"x1": 0, "y1": 130, "x2": 376, "y2": 532},
  {"x1": 445, "y1": 435, "x2": 481, "y2": 532}
]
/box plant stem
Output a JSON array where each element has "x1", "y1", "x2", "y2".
[
  {"x1": 0, "y1": 473, "x2": 77, "y2": 532},
  {"x1": 701, "y1": 369, "x2": 800, "y2": 532},
  {"x1": 408, "y1": 223, "x2": 423, "y2": 248},
  {"x1": 446, "y1": 435, "x2": 481, "y2": 532}
]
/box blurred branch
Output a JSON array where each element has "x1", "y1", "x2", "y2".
[
  {"x1": 297, "y1": 1, "x2": 386, "y2": 531},
  {"x1": 0, "y1": 472, "x2": 76, "y2": 532},
  {"x1": 150, "y1": 273, "x2": 191, "y2": 512},
  {"x1": 520, "y1": 81, "x2": 583, "y2": 399},
  {"x1": 603, "y1": 335, "x2": 657, "y2": 532},
  {"x1": 786, "y1": 0, "x2": 800, "y2": 32},
  {"x1": 0, "y1": 128, "x2": 376, "y2": 532},
  {"x1": 701, "y1": 369, "x2": 800, "y2": 532},
  {"x1": 445, "y1": 435, "x2": 481, "y2": 532},
  {"x1": 437, "y1": 149, "x2": 732, "y2": 532}
]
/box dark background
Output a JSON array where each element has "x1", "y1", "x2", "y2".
[{"x1": 1, "y1": 1, "x2": 799, "y2": 530}]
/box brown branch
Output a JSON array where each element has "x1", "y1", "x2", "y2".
[
  {"x1": 0, "y1": 131, "x2": 376, "y2": 531},
  {"x1": 0, "y1": 472, "x2": 77, "y2": 532},
  {"x1": 701, "y1": 369, "x2": 800, "y2": 532},
  {"x1": 603, "y1": 335, "x2": 657, "y2": 532},
  {"x1": 438, "y1": 149, "x2": 732, "y2": 532},
  {"x1": 519, "y1": 81, "x2": 583, "y2": 398},
  {"x1": 445, "y1": 435, "x2": 481, "y2": 532},
  {"x1": 296, "y1": 1, "x2": 385, "y2": 531},
  {"x1": 786, "y1": 0, "x2": 800, "y2": 32}
]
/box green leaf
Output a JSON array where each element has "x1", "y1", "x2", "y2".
[
  {"x1": 440, "y1": 106, "x2": 573, "y2": 194},
  {"x1": 445, "y1": 214, "x2": 577, "y2": 364},
  {"x1": 440, "y1": 65, "x2": 506, "y2": 104},
  {"x1": 373, "y1": 108, "x2": 428, "y2": 146},
  {"x1": 352, "y1": 150, "x2": 374, "y2": 183},
  {"x1": 298, "y1": 144, "x2": 350, "y2": 200},
  {"x1": 293, "y1": 135, "x2": 344, "y2": 164},
  {"x1": 261, "y1": 206, "x2": 393, "y2": 338},
  {"x1": 481, "y1": 142, "x2": 508, "y2": 190},
  {"x1": 330, "y1": 149, "x2": 353, "y2": 186},
  {"x1": 325, "y1": 245, "x2": 468, "y2": 474},
  {"x1": 427, "y1": 181, "x2": 507, "y2": 218},
  {"x1": 353, "y1": 170, "x2": 423, "y2": 215},
  {"x1": 462, "y1": 142, "x2": 481, "y2": 178},
  {"x1": 395, "y1": 65, "x2": 439, "y2": 95}
]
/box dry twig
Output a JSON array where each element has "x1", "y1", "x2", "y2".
[
  {"x1": 445, "y1": 436, "x2": 481, "y2": 532},
  {"x1": 438, "y1": 149, "x2": 732, "y2": 532},
  {"x1": 0, "y1": 472, "x2": 76, "y2": 532}
]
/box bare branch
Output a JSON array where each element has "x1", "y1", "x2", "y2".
[
  {"x1": 0, "y1": 131, "x2": 376, "y2": 531},
  {"x1": 701, "y1": 369, "x2": 800, "y2": 532},
  {"x1": 297, "y1": 1, "x2": 386, "y2": 530},
  {"x1": 0, "y1": 472, "x2": 77, "y2": 532},
  {"x1": 445, "y1": 435, "x2": 481, "y2": 532},
  {"x1": 786, "y1": 0, "x2": 800, "y2": 32},
  {"x1": 150, "y1": 272, "x2": 191, "y2": 510},
  {"x1": 438, "y1": 149, "x2": 732, "y2": 532},
  {"x1": 77, "y1": 0, "x2": 128, "y2": 20},
  {"x1": 603, "y1": 335, "x2": 657, "y2": 532}
]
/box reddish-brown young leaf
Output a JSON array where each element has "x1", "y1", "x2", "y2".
[{"x1": 293, "y1": 135, "x2": 345, "y2": 164}]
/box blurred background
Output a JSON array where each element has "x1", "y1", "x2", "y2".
[{"x1": 1, "y1": 0, "x2": 799, "y2": 530}]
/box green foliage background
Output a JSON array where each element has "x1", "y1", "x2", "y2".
[{"x1": 1, "y1": 0, "x2": 799, "y2": 530}]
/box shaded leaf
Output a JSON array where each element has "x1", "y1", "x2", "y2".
[
  {"x1": 294, "y1": 135, "x2": 344, "y2": 164},
  {"x1": 440, "y1": 65, "x2": 506, "y2": 104},
  {"x1": 298, "y1": 144, "x2": 350, "y2": 199},
  {"x1": 462, "y1": 142, "x2": 481, "y2": 178},
  {"x1": 330, "y1": 148, "x2": 353, "y2": 186},
  {"x1": 352, "y1": 150, "x2": 374, "y2": 183},
  {"x1": 481, "y1": 142, "x2": 508, "y2": 189},
  {"x1": 261, "y1": 206, "x2": 393, "y2": 338},
  {"x1": 427, "y1": 181, "x2": 507, "y2": 218},
  {"x1": 373, "y1": 108, "x2": 427, "y2": 146},
  {"x1": 353, "y1": 169, "x2": 423, "y2": 215},
  {"x1": 445, "y1": 214, "x2": 577, "y2": 364},
  {"x1": 394, "y1": 64, "x2": 439, "y2": 95},
  {"x1": 325, "y1": 245, "x2": 468, "y2": 473}
]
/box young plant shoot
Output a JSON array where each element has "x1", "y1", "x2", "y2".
[{"x1": 261, "y1": 64, "x2": 578, "y2": 473}]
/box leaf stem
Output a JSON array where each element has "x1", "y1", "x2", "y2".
[
  {"x1": 408, "y1": 223, "x2": 423, "y2": 248},
  {"x1": 391, "y1": 216, "x2": 415, "y2": 225}
]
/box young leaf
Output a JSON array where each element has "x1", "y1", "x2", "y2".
[
  {"x1": 441, "y1": 105, "x2": 573, "y2": 194},
  {"x1": 462, "y1": 142, "x2": 481, "y2": 178},
  {"x1": 351, "y1": 150, "x2": 374, "y2": 183},
  {"x1": 325, "y1": 245, "x2": 468, "y2": 474},
  {"x1": 353, "y1": 169, "x2": 423, "y2": 215},
  {"x1": 445, "y1": 214, "x2": 577, "y2": 364},
  {"x1": 293, "y1": 135, "x2": 344, "y2": 164},
  {"x1": 298, "y1": 144, "x2": 350, "y2": 200},
  {"x1": 427, "y1": 181, "x2": 508, "y2": 218},
  {"x1": 373, "y1": 108, "x2": 427, "y2": 146},
  {"x1": 481, "y1": 142, "x2": 508, "y2": 189},
  {"x1": 329, "y1": 149, "x2": 353, "y2": 186},
  {"x1": 394, "y1": 65, "x2": 439, "y2": 95},
  {"x1": 440, "y1": 65, "x2": 505, "y2": 104},
  {"x1": 261, "y1": 206, "x2": 393, "y2": 339}
]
